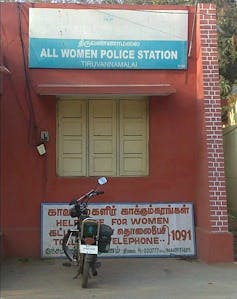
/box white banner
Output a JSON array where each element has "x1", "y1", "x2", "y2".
[{"x1": 41, "y1": 202, "x2": 196, "y2": 258}]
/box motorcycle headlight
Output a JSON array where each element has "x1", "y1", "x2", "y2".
[{"x1": 69, "y1": 207, "x2": 78, "y2": 218}]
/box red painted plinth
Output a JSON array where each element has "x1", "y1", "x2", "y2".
[{"x1": 196, "y1": 227, "x2": 234, "y2": 263}]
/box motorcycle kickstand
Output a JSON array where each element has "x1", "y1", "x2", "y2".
[
  {"x1": 73, "y1": 268, "x2": 93, "y2": 280},
  {"x1": 73, "y1": 265, "x2": 82, "y2": 279}
]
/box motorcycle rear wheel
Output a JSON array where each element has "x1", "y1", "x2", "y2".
[
  {"x1": 62, "y1": 231, "x2": 79, "y2": 263},
  {"x1": 81, "y1": 254, "x2": 90, "y2": 288}
]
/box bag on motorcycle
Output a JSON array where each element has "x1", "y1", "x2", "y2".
[{"x1": 98, "y1": 224, "x2": 113, "y2": 253}]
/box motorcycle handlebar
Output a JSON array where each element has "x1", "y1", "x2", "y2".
[
  {"x1": 96, "y1": 190, "x2": 104, "y2": 195},
  {"x1": 69, "y1": 189, "x2": 104, "y2": 205}
]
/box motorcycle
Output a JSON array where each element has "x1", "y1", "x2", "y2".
[{"x1": 62, "y1": 177, "x2": 113, "y2": 288}]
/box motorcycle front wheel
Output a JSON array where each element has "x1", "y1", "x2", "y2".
[{"x1": 62, "y1": 231, "x2": 79, "y2": 263}]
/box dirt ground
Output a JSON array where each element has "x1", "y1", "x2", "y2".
[{"x1": 1, "y1": 257, "x2": 237, "y2": 299}]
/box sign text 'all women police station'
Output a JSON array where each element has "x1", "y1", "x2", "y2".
[{"x1": 40, "y1": 48, "x2": 179, "y2": 61}]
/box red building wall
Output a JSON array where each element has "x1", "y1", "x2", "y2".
[{"x1": 0, "y1": 3, "x2": 233, "y2": 262}]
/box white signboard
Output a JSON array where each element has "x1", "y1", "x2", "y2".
[
  {"x1": 41, "y1": 202, "x2": 196, "y2": 258},
  {"x1": 29, "y1": 9, "x2": 188, "y2": 69}
]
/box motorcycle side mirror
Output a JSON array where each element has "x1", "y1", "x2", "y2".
[{"x1": 98, "y1": 177, "x2": 107, "y2": 185}]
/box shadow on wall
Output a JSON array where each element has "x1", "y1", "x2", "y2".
[{"x1": 223, "y1": 125, "x2": 237, "y2": 217}]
